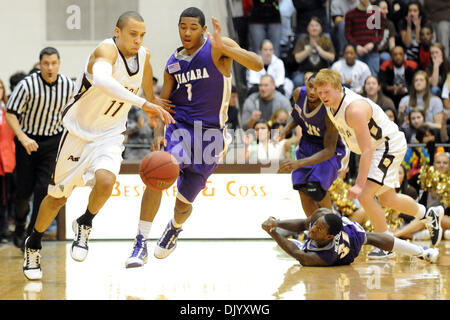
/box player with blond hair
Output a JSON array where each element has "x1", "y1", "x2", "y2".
[{"x1": 313, "y1": 68, "x2": 444, "y2": 259}]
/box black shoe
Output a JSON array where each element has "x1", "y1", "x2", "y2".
[
  {"x1": 423, "y1": 206, "x2": 444, "y2": 247},
  {"x1": 367, "y1": 248, "x2": 396, "y2": 260}
]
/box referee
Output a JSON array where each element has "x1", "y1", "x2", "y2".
[{"x1": 6, "y1": 47, "x2": 74, "y2": 248}]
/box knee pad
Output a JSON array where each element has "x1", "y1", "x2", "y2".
[{"x1": 304, "y1": 182, "x2": 327, "y2": 202}]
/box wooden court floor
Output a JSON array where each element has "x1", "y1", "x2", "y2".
[{"x1": 0, "y1": 239, "x2": 449, "y2": 300}]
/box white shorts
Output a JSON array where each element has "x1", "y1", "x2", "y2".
[
  {"x1": 368, "y1": 131, "x2": 407, "y2": 195},
  {"x1": 48, "y1": 130, "x2": 125, "y2": 198}
]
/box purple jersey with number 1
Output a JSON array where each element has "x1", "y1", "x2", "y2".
[
  {"x1": 163, "y1": 37, "x2": 231, "y2": 203},
  {"x1": 290, "y1": 86, "x2": 346, "y2": 191}
]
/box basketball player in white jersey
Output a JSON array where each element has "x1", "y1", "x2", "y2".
[
  {"x1": 22, "y1": 11, "x2": 175, "y2": 280},
  {"x1": 313, "y1": 69, "x2": 444, "y2": 259}
]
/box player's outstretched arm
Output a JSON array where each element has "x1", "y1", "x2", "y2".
[
  {"x1": 262, "y1": 217, "x2": 328, "y2": 266},
  {"x1": 278, "y1": 118, "x2": 297, "y2": 142},
  {"x1": 208, "y1": 17, "x2": 263, "y2": 71},
  {"x1": 142, "y1": 49, "x2": 175, "y2": 114}
]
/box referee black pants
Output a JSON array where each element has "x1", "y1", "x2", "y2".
[{"x1": 14, "y1": 133, "x2": 61, "y2": 236}]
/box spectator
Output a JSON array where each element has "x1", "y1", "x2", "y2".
[
  {"x1": 330, "y1": 0, "x2": 359, "y2": 57},
  {"x1": 379, "y1": 45, "x2": 418, "y2": 108},
  {"x1": 0, "y1": 79, "x2": 16, "y2": 243},
  {"x1": 403, "y1": 108, "x2": 426, "y2": 143},
  {"x1": 424, "y1": 0, "x2": 450, "y2": 57},
  {"x1": 5, "y1": 47, "x2": 75, "y2": 248},
  {"x1": 387, "y1": 1, "x2": 407, "y2": 27},
  {"x1": 291, "y1": 17, "x2": 336, "y2": 87},
  {"x1": 248, "y1": 0, "x2": 282, "y2": 57},
  {"x1": 269, "y1": 108, "x2": 302, "y2": 155},
  {"x1": 417, "y1": 25, "x2": 434, "y2": 71},
  {"x1": 231, "y1": 0, "x2": 250, "y2": 50},
  {"x1": 426, "y1": 43, "x2": 450, "y2": 97},
  {"x1": 362, "y1": 75, "x2": 396, "y2": 110},
  {"x1": 244, "y1": 120, "x2": 288, "y2": 163},
  {"x1": 378, "y1": 0, "x2": 397, "y2": 64},
  {"x1": 123, "y1": 107, "x2": 153, "y2": 161},
  {"x1": 331, "y1": 44, "x2": 371, "y2": 93},
  {"x1": 415, "y1": 124, "x2": 446, "y2": 159},
  {"x1": 269, "y1": 108, "x2": 300, "y2": 156},
  {"x1": 398, "y1": 70, "x2": 445, "y2": 130},
  {"x1": 383, "y1": 106, "x2": 400, "y2": 126},
  {"x1": 398, "y1": 0, "x2": 431, "y2": 62},
  {"x1": 279, "y1": 0, "x2": 296, "y2": 48},
  {"x1": 345, "y1": 0, "x2": 385, "y2": 76},
  {"x1": 292, "y1": 0, "x2": 330, "y2": 39},
  {"x1": 242, "y1": 74, "x2": 292, "y2": 129},
  {"x1": 269, "y1": 108, "x2": 289, "y2": 129},
  {"x1": 247, "y1": 39, "x2": 293, "y2": 98},
  {"x1": 226, "y1": 86, "x2": 241, "y2": 130}
]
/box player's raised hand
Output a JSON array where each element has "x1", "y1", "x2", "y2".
[
  {"x1": 207, "y1": 17, "x2": 224, "y2": 50},
  {"x1": 143, "y1": 101, "x2": 175, "y2": 128}
]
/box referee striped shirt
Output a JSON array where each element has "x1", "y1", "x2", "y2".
[{"x1": 6, "y1": 71, "x2": 74, "y2": 137}]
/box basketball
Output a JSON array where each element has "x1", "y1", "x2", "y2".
[{"x1": 139, "y1": 151, "x2": 179, "y2": 190}]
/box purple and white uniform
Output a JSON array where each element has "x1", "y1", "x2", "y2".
[
  {"x1": 164, "y1": 37, "x2": 232, "y2": 203},
  {"x1": 292, "y1": 216, "x2": 367, "y2": 266},
  {"x1": 291, "y1": 86, "x2": 346, "y2": 191}
]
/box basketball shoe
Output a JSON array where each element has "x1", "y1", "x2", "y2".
[
  {"x1": 423, "y1": 206, "x2": 444, "y2": 247},
  {"x1": 125, "y1": 234, "x2": 148, "y2": 268},
  {"x1": 367, "y1": 248, "x2": 396, "y2": 260},
  {"x1": 419, "y1": 247, "x2": 439, "y2": 263},
  {"x1": 23, "y1": 237, "x2": 42, "y2": 280},
  {"x1": 154, "y1": 220, "x2": 182, "y2": 259},
  {"x1": 71, "y1": 219, "x2": 92, "y2": 262}
]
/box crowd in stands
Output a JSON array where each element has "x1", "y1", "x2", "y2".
[{"x1": 226, "y1": 0, "x2": 450, "y2": 162}]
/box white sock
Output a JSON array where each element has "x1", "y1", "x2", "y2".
[
  {"x1": 172, "y1": 218, "x2": 182, "y2": 228},
  {"x1": 138, "y1": 220, "x2": 153, "y2": 238},
  {"x1": 393, "y1": 237, "x2": 424, "y2": 256},
  {"x1": 414, "y1": 204, "x2": 426, "y2": 220}
]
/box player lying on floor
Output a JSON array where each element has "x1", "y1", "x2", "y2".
[{"x1": 262, "y1": 208, "x2": 439, "y2": 266}]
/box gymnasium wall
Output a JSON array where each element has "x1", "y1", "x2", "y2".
[{"x1": 0, "y1": 0, "x2": 230, "y2": 94}]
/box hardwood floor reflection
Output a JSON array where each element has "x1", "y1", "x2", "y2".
[{"x1": 1, "y1": 240, "x2": 449, "y2": 300}]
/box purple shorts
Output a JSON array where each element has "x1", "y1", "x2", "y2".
[
  {"x1": 292, "y1": 139, "x2": 346, "y2": 191},
  {"x1": 165, "y1": 121, "x2": 224, "y2": 203}
]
